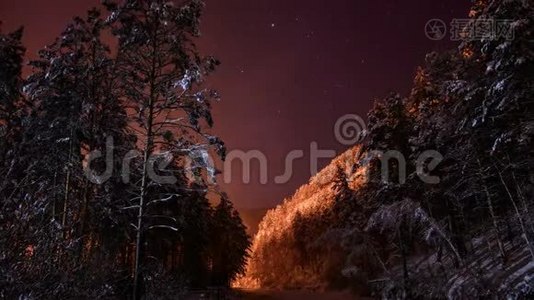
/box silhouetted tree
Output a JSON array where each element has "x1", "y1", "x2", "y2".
[
  {"x1": 209, "y1": 195, "x2": 250, "y2": 286},
  {"x1": 103, "y1": 0, "x2": 225, "y2": 297}
]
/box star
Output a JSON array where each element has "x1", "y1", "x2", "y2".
[
  {"x1": 270, "y1": 23, "x2": 276, "y2": 28},
  {"x1": 236, "y1": 66, "x2": 245, "y2": 74}
]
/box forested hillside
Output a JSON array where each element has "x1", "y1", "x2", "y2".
[
  {"x1": 238, "y1": 0, "x2": 534, "y2": 298},
  {"x1": 0, "y1": 1, "x2": 250, "y2": 298}
]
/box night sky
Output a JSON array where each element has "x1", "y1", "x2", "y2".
[{"x1": 0, "y1": 0, "x2": 471, "y2": 209}]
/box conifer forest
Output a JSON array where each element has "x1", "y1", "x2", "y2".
[{"x1": 0, "y1": 0, "x2": 533, "y2": 299}]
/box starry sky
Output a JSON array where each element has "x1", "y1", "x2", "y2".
[{"x1": 0, "y1": 0, "x2": 471, "y2": 209}]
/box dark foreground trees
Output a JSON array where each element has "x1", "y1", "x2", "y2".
[
  {"x1": 102, "y1": 1, "x2": 227, "y2": 297},
  {"x1": 243, "y1": 0, "x2": 534, "y2": 298},
  {"x1": 0, "y1": 1, "x2": 250, "y2": 298},
  {"x1": 0, "y1": 25, "x2": 27, "y2": 298}
]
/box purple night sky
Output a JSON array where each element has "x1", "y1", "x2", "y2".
[{"x1": 0, "y1": 0, "x2": 472, "y2": 208}]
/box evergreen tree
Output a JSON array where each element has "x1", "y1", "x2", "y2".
[
  {"x1": 103, "y1": 1, "x2": 225, "y2": 297},
  {"x1": 0, "y1": 2, "x2": 250, "y2": 298},
  {"x1": 18, "y1": 9, "x2": 134, "y2": 297},
  {"x1": 0, "y1": 25, "x2": 26, "y2": 296},
  {"x1": 0, "y1": 26, "x2": 24, "y2": 166},
  {"x1": 209, "y1": 195, "x2": 251, "y2": 286}
]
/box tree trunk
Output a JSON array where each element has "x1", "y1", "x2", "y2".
[
  {"x1": 428, "y1": 216, "x2": 463, "y2": 266},
  {"x1": 52, "y1": 171, "x2": 57, "y2": 221},
  {"x1": 511, "y1": 171, "x2": 534, "y2": 235},
  {"x1": 398, "y1": 223, "x2": 410, "y2": 295},
  {"x1": 133, "y1": 27, "x2": 158, "y2": 299},
  {"x1": 497, "y1": 170, "x2": 534, "y2": 261},
  {"x1": 482, "y1": 182, "x2": 507, "y2": 264},
  {"x1": 133, "y1": 99, "x2": 155, "y2": 300},
  {"x1": 62, "y1": 130, "x2": 74, "y2": 239},
  {"x1": 62, "y1": 170, "x2": 71, "y2": 232},
  {"x1": 478, "y1": 159, "x2": 507, "y2": 264},
  {"x1": 77, "y1": 182, "x2": 90, "y2": 262}
]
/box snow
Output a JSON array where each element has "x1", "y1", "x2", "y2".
[
  {"x1": 494, "y1": 79, "x2": 507, "y2": 92},
  {"x1": 500, "y1": 261, "x2": 534, "y2": 292},
  {"x1": 497, "y1": 42, "x2": 511, "y2": 51},
  {"x1": 515, "y1": 57, "x2": 526, "y2": 65},
  {"x1": 447, "y1": 272, "x2": 474, "y2": 300},
  {"x1": 491, "y1": 135, "x2": 504, "y2": 154},
  {"x1": 174, "y1": 69, "x2": 200, "y2": 91},
  {"x1": 55, "y1": 137, "x2": 70, "y2": 143}
]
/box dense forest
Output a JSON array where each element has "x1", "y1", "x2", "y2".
[
  {"x1": 0, "y1": 1, "x2": 250, "y2": 298},
  {"x1": 238, "y1": 0, "x2": 534, "y2": 299},
  {"x1": 2, "y1": 0, "x2": 534, "y2": 299}
]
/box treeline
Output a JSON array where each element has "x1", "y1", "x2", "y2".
[
  {"x1": 0, "y1": 1, "x2": 249, "y2": 299},
  {"x1": 243, "y1": 0, "x2": 534, "y2": 298}
]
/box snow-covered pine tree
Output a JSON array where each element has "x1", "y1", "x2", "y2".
[
  {"x1": 19, "y1": 8, "x2": 134, "y2": 296},
  {"x1": 103, "y1": 1, "x2": 225, "y2": 297},
  {"x1": 0, "y1": 25, "x2": 27, "y2": 296}
]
